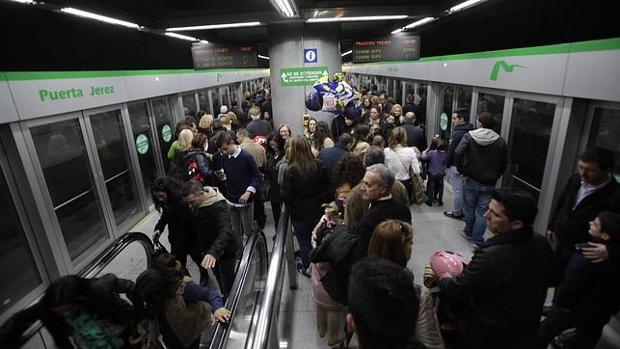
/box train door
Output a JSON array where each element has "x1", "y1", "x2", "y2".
[
  {"x1": 82, "y1": 106, "x2": 142, "y2": 232},
  {"x1": 23, "y1": 113, "x2": 115, "y2": 269},
  {"x1": 436, "y1": 84, "x2": 472, "y2": 142},
  {"x1": 502, "y1": 93, "x2": 564, "y2": 203},
  {"x1": 126, "y1": 100, "x2": 164, "y2": 200},
  {"x1": 150, "y1": 96, "x2": 176, "y2": 174}
]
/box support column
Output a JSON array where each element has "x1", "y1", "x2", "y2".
[{"x1": 268, "y1": 23, "x2": 341, "y2": 135}]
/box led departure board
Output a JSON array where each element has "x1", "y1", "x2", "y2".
[
  {"x1": 352, "y1": 35, "x2": 421, "y2": 63},
  {"x1": 192, "y1": 43, "x2": 258, "y2": 69}
]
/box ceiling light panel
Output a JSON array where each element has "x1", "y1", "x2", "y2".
[
  {"x1": 404, "y1": 17, "x2": 434, "y2": 29},
  {"x1": 165, "y1": 32, "x2": 199, "y2": 42},
  {"x1": 449, "y1": 0, "x2": 484, "y2": 13},
  {"x1": 167, "y1": 22, "x2": 262, "y2": 31},
  {"x1": 307, "y1": 15, "x2": 408, "y2": 23},
  {"x1": 60, "y1": 7, "x2": 141, "y2": 29},
  {"x1": 270, "y1": 0, "x2": 297, "y2": 17}
]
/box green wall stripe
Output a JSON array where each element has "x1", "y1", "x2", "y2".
[
  {"x1": 3, "y1": 37, "x2": 619, "y2": 81},
  {"x1": 4, "y1": 68, "x2": 267, "y2": 81}
]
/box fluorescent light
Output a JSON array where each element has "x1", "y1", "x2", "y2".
[
  {"x1": 341, "y1": 50, "x2": 353, "y2": 57},
  {"x1": 11, "y1": 0, "x2": 35, "y2": 4},
  {"x1": 404, "y1": 17, "x2": 434, "y2": 29},
  {"x1": 258, "y1": 55, "x2": 270, "y2": 60},
  {"x1": 60, "y1": 7, "x2": 140, "y2": 29},
  {"x1": 167, "y1": 21, "x2": 262, "y2": 31},
  {"x1": 449, "y1": 0, "x2": 483, "y2": 13},
  {"x1": 307, "y1": 15, "x2": 408, "y2": 23},
  {"x1": 271, "y1": 0, "x2": 296, "y2": 17},
  {"x1": 199, "y1": 40, "x2": 209, "y2": 44},
  {"x1": 165, "y1": 32, "x2": 199, "y2": 42},
  {"x1": 391, "y1": 28, "x2": 404, "y2": 35}
]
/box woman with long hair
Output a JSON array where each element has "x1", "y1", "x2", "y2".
[
  {"x1": 274, "y1": 123, "x2": 292, "y2": 155},
  {"x1": 304, "y1": 117, "x2": 317, "y2": 141},
  {"x1": 352, "y1": 124, "x2": 371, "y2": 156},
  {"x1": 281, "y1": 136, "x2": 330, "y2": 276},
  {"x1": 390, "y1": 103, "x2": 404, "y2": 125},
  {"x1": 384, "y1": 127, "x2": 421, "y2": 200},
  {"x1": 170, "y1": 129, "x2": 194, "y2": 180},
  {"x1": 151, "y1": 176, "x2": 199, "y2": 270},
  {"x1": 332, "y1": 153, "x2": 365, "y2": 209},
  {"x1": 312, "y1": 121, "x2": 334, "y2": 156}
]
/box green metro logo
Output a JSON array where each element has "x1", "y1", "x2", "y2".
[{"x1": 489, "y1": 60, "x2": 526, "y2": 81}]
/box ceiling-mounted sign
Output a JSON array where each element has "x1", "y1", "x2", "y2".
[
  {"x1": 280, "y1": 66, "x2": 328, "y2": 87},
  {"x1": 192, "y1": 42, "x2": 258, "y2": 69},
  {"x1": 352, "y1": 35, "x2": 421, "y2": 63},
  {"x1": 304, "y1": 48, "x2": 318, "y2": 63}
]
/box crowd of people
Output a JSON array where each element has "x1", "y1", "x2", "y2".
[{"x1": 1, "y1": 84, "x2": 619, "y2": 349}]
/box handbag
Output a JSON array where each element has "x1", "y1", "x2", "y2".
[{"x1": 394, "y1": 148, "x2": 427, "y2": 205}]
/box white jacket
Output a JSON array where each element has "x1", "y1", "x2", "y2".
[{"x1": 384, "y1": 145, "x2": 421, "y2": 181}]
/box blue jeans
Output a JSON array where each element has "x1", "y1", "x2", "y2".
[
  {"x1": 292, "y1": 219, "x2": 314, "y2": 270},
  {"x1": 447, "y1": 166, "x2": 463, "y2": 214},
  {"x1": 463, "y1": 178, "x2": 494, "y2": 243}
]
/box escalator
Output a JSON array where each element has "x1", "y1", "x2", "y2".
[{"x1": 11, "y1": 206, "x2": 291, "y2": 349}]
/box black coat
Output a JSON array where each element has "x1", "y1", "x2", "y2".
[
  {"x1": 402, "y1": 123, "x2": 427, "y2": 151},
  {"x1": 154, "y1": 198, "x2": 197, "y2": 262},
  {"x1": 318, "y1": 143, "x2": 349, "y2": 195},
  {"x1": 439, "y1": 228, "x2": 560, "y2": 349},
  {"x1": 309, "y1": 226, "x2": 359, "y2": 305},
  {"x1": 0, "y1": 274, "x2": 134, "y2": 349},
  {"x1": 554, "y1": 244, "x2": 620, "y2": 315},
  {"x1": 281, "y1": 161, "x2": 331, "y2": 223},
  {"x1": 446, "y1": 123, "x2": 473, "y2": 167},
  {"x1": 548, "y1": 174, "x2": 620, "y2": 266},
  {"x1": 191, "y1": 199, "x2": 240, "y2": 261},
  {"x1": 454, "y1": 131, "x2": 507, "y2": 185},
  {"x1": 354, "y1": 198, "x2": 411, "y2": 258}
]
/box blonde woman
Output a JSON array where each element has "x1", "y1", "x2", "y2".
[
  {"x1": 384, "y1": 127, "x2": 420, "y2": 200},
  {"x1": 170, "y1": 129, "x2": 194, "y2": 180},
  {"x1": 198, "y1": 113, "x2": 214, "y2": 137}
]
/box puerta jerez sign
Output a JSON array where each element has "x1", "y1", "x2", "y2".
[
  {"x1": 192, "y1": 42, "x2": 258, "y2": 69},
  {"x1": 352, "y1": 35, "x2": 421, "y2": 63}
]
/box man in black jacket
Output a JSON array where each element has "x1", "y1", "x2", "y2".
[
  {"x1": 455, "y1": 112, "x2": 507, "y2": 245},
  {"x1": 547, "y1": 148, "x2": 620, "y2": 270},
  {"x1": 401, "y1": 112, "x2": 427, "y2": 151},
  {"x1": 438, "y1": 189, "x2": 559, "y2": 349},
  {"x1": 183, "y1": 180, "x2": 240, "y2": 296},
  {"x1": 444, "y1": 108, "x2": 474, "y2": 220}
]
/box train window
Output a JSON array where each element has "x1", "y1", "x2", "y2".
[
  {"x1": 477, "y1": 93, "x2": 505, "y2": 133},
  {"x1": 181, "y1": 93, "x2": 197, "y2": 118},
  {"x1": 31, "y1": 119, "x2": 108, "y2": 260},
  {"x1": 456, "y1": 86, "x2": 472, "y2": 112},
  {"x1": 587, "y1": 106, "x2": 620, "y2": 180},
  {"x1": 150, "y1": 97, "x2": 176, "y2": 174},
  {"x1": 0, "y1": 165, "x2": 42, "y2": 313},
  {"x1": 438, "y1": 85, "x2": 456, "y2": 141},
  {"x1": 198, "y1": 89, "x2": 210, "y2": 114},
  {"x1": 504, "y1": 98, "x2": 556, "y2": 200},
  {"x1": 89, "y1": 109, "x2": 140, "y2": 227},
  {"x1": 128, "y1": 102, "x2": 159, "y2": 194},
  {"x1": 211, "y1": 88, "x2": 222, "y2": 115},
  {"x1": 220, "y1": 87, "x2": 229, "y2": 110}
]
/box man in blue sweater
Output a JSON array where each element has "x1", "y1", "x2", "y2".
[{"x1": 216, "y1": 132, "x2": 261, "y2": 241}]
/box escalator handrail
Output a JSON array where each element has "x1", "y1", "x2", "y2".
[
  {"x1": 13, "y1": 232, "x2": 154, "y2": 347},
  {"x1": 253, "y1": 204, "x2": 290, "y2": 349},
  {"x1": 209, "y1": 230, "x2": 268, "y2": 349}
]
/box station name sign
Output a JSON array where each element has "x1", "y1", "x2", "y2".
[
  {"x1": 353, "y1": 35, "x2": 421, "y2": 63},
  {"x1": 192, "y1": 43, "x2": 258, "y2": 69}
]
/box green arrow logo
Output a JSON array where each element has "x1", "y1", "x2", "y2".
[
  {"x1": 217, "y1": 73, "x2": 223, "y2": 82},
  {"x1": 281, "y1": 72, "x2": 289, "y2": 83},
  {"x1": 489, "y1": 60, "x2": 526, "y2": 81}
]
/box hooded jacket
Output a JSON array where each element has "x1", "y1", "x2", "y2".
[
  {"x1": 191, "y1": 187, "x2": 240, "y2": 260},
  {"x1": 454, "y1": 128, "x2": 507, "y2": 185},
  {"x1": 446, "y1": 123, "x2": 474, "y2": 167}
]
